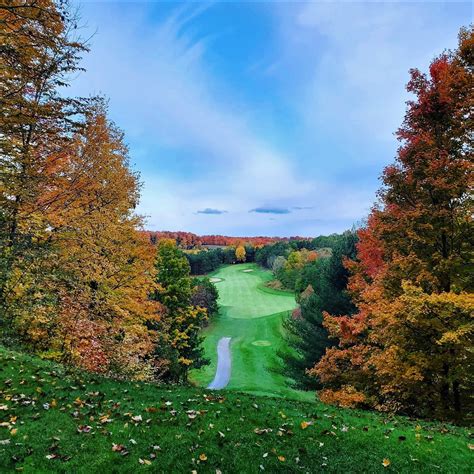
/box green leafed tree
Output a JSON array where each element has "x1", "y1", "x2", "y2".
[
  {"x1": 152, "y1": 239, "x2": 208, "y2": 382},
  {"x1": 282, "y1": 230, "x2": 358, "y2": 388}
]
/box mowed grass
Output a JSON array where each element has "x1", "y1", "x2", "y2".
[
  {"x1": 191, "y1": 264, "x2": 312, "y2": 400},
  {"x1": 212, "y1": 264, "x2": 296, "y2": 319},
  {"x1": 0, "y1": 347, "x2": 472, "y2": 473}
]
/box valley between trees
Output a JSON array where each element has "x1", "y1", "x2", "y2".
[
  {"x1": 0, "y1": 2, "x2": 473, "y2": 472},
  {"x1": 191, "y1": 263, "x2": 308, "y2": 399}
]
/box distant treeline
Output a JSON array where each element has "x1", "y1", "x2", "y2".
[
  {"x1": 144, "y1": 231, "x2": 311, "y2": 249},
  {"x1": 180, "y1": 235, "x2": 343, "y2": 275}
]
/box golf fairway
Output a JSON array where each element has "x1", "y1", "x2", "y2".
[{"x1": 191, "y1": 263, "x2": 314, "y2": 401}]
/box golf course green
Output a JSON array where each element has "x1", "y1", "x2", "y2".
[{"x1": 191, "y1": 263, "x2": 313, "y2": 401}]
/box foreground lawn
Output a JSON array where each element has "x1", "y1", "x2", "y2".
[
  {"x1": 190, "y1": 263, "x2": 307, "y2": 399},
  {"x1": 0, "y1": 347, "x2": 472, "y2": 473}
]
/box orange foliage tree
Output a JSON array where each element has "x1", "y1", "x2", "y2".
[
  {"x1": 312, "y1": 27, "x2": 474, "y2": 420},
  {"x1": 0, "y1": 2, "x2": 160, "y2": 378}
]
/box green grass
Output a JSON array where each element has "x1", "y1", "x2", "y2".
[
  {"x1": 190, "y1": 263, "x2": 308, "y2": 399},
  {"x1": 0, "y1": 346, "x2": 472, "y2": 473}
]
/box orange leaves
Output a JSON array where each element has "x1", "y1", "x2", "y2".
[
  {"x1": 318, "y1": 387, "x2": 366, "y2": 409},
  {"x1": 300, "y1": 421, "x2": 313, "y2": 430},
  {"x1": 313, "y1": 28, "x2": 474, "y2": 420}
]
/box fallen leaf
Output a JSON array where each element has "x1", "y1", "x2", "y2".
[
  {"x1": 77, "y1": 425, "x2": 92, "y2": 433},
  {"x1": 278, "y1": 455, "x2": 285, "y2": 462},
  {"x1": 199, "y1": 453, "x2": 208, "y2": 462},
  {"x1": 254, "y1": 428, "x2": 272, "y2": 435},
  {"x1": 300, "y1": 421, "x2": 313, "y2": 430},
  {"x1": 382, "y1": 458, "x2": 391, "y2": 468}
]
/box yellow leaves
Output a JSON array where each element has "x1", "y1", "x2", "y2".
[
  {"x1": 178, "y1": 357, "x2": 193, "y2": 366},
  {"x1": 235, "y1": 245, "x2": 246, "y2": 262},
  {"x1": 382, "y1": 458, "x2": 391, "y2": 468},
  {"x1": 278, "y1": 455, "x2": 286, "y2": 462},
  {"x1": 10, "y1": 428, "x2": 18, "y2": 437},
  {"x1": 139, "y1": 458, "x2": 151, "y2": 465},
  {"x1": 300, "y1": 421, "x2": 313, "y2": 430},
  {"x1": 199, "y1": 453, "x2": 208, "y2": 462},
  {"x1": 73, "y1": 397, "x2": 84, "y2": 407}
]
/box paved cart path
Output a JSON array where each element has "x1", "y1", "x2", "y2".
[{"x1": 207, "y1": 337, "x2": 232, "y2": 389}]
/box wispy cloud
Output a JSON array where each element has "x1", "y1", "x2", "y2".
[
  {"x1": 250, "y1": 207, "x2": 291, "y2": 215},
  {"x1": 71, "y1": 2, "x2": 315, "y2": 235},
  {"x1": 68, "y1": 1, "x2": 468, "y2": 236},
  {"x1": 196, "y1": 208, "x2": 228, "y2": 215}
]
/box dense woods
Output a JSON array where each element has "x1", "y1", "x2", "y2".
[
  {"x1": 0, "y1": 1, "x2": 216, "y2": 383},
  {"x1": 311, "y1": 30, "x2": 473, "y2": 420},
  {"x1": 145, "y1": 231, "x2": 308, "y2": 248}
]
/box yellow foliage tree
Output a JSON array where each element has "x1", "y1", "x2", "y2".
[{"x1": 235, "y1": 245, "x2": 246, "y2": 262}]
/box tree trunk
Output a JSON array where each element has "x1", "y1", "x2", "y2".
[{"x1": 452, "y1": 380, "x2": 461, "y2": 413}]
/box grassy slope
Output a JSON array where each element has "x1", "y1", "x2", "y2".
[
  {"x1": 0, "y1": 347, "x2": 472, "y2": 473},
  {"x1": 190, "y1": 263, "x2": 309, "y2": 400}
]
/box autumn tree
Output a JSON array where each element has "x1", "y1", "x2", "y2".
[
  {"x1": 235, "y1": 245, "x2": 246, "y2": 262},
  {"x1": 0, "y1": 0, "x2": 87, "y2": 337},
  {"x1": 313, "y1": 27, "x2": 474, "y2": 419},
  {"x1": 0, "y1": 2, "x2": 160, "y2": 379},
  {"x1": 152, "y1": 239, "x2": 208, "y2": 382},
  {"x1": 49, "y1": 103, "x2": 160, "y2": 377},
  {"x1": 191, "y1": 277, "x2": 219, "y2": 321}
]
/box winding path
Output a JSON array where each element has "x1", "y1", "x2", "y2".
[{"x1": 207, "y1": 337, "x2": 232, "y2": 390}]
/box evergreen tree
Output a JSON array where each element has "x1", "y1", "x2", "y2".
[
  {"x1": 283, "y1": 230, "x2": 358, "y2": 388},
  {"x1": 152, "y1": 239, "x2": 208, "y2": 382}
]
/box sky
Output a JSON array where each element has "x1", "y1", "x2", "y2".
[{"x1": 69, "y1": 0, "x2": 471, "y2": 237}]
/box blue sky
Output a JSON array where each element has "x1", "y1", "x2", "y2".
[{"x1": 70, "y1": 1, "x2": 471, "y2": 236}]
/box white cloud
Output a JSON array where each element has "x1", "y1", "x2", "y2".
[
  {"x1": 276, "y1": 1, "x2": 467, "y2": 150},
  {"x1": 71, "y1": 2, "x2": 322, "y2": 234},
  {"x1": 69, "y1": 1, "x2": 467, "y2": 235}
]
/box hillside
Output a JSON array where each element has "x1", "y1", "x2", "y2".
[{"x1": 0, "y1": 347, "x2": 472, "y2": 473}]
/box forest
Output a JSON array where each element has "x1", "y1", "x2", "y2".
[{"x1": 0, "y1": 1, "x2": 472, "y2": 472}]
